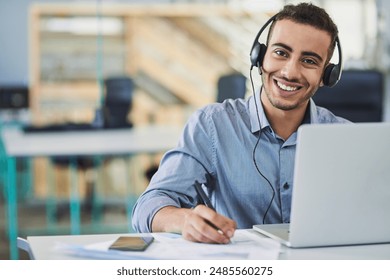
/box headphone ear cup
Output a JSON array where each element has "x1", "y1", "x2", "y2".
[
  {"x1": 322, "y1": 63, "x2": 340, "y2": 87},
  {"x1": 250, "y1": 42, "x2": 261, "y2": 68},
  {"x1": 250, "y1": 43, "x2": 267, "y2": 68}
]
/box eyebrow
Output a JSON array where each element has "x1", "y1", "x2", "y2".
[{"x1": 271, "y1": 43, "x2": 324, "y2": 62}]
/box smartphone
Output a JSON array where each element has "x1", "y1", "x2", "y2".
[{"x1": 109, "y1": 236, "x2": 154, "y2": 251}]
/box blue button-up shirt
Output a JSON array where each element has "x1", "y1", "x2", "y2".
[{"x1": 132, "y1": 91, "x2": 350, "y2": 232}]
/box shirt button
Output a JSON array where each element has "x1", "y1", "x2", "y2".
[{"x1": 283, "y1": 183, "x2": 289, "y2": 190}]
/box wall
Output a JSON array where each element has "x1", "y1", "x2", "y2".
[{"x1": 0, "y1": 0, "x2": 32, "y2": 84}]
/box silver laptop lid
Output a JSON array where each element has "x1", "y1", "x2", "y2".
[{"x1": 288, "y1": 122, "x2": 390, "y2": 247}]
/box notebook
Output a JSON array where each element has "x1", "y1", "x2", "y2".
[{"x1": 253, "y1": 122, "x2": 390, "y2": 248}]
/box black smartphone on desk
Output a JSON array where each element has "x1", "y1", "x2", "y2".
[{"x1": 109, "y1": 236, "x2": 154, "y2": 251}]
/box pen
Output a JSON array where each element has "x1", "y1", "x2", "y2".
[
  {"x1": 193, "y1": 180, "x2": 233, "y2": 243},
  {"x1": 194, "y1": 180, "x2": 215, "y2": 211}
]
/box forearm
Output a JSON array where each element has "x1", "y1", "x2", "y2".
[{"x1": 151, "y1": 206, "x2": 192, "y2": 233}]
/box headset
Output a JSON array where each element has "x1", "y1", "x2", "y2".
[
  {"x1": 249, "y1": 14, "x2": 343, "y2": 224},
  {"x1": 249, "y1": 14, "x2": 343, "y2": 87}
]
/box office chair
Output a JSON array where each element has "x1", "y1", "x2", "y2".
[
  {"x1": 50, "y1": 76, "x2": 134, "y2": 219},
  {"x1": 217, "y1": 73, "x2": 247, "y2": 103},
  {"x1": 313, "y1": 70, "x2": 384, "y2": 122},
  {"x1": 102, "y1": 76, "x2": 134, "y2": 128}
]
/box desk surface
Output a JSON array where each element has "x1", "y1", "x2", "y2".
[
  {"x1": 1, "y1": 125, "x2": 182, "y2": 157},
  {"x1": 28, "y1": 230, "x2": 390, "y2": 260}
]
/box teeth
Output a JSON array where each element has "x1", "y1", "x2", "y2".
[{"x1": 277, "y1": 81, "x2": 298, "y2": 91}]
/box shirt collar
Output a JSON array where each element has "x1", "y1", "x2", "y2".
[
  {"x1": 248, "y1": 88, "x2": 320, "y2": 133},
  {"x1": 248, "y1": 88, "x2": 270, "y2": 134},
  {"x1": 308, "y1": 98, "x2": 320, "y2": 123}
]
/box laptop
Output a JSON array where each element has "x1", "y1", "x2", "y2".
[{"x1": 253, "y1": 122, "x2": 390, "y2": 248}]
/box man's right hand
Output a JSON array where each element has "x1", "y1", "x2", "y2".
[{"x1": 151, "y1": 205, "x2": 237, "y2": 244}]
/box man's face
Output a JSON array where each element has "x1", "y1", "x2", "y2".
[{"x1": 261, "y1": 19, "x2": 332, "y2": 112}]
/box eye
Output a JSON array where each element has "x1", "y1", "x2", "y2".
[
  {"x1": 275, "y1": 50, "x2": 288, "y2": 57},
  {"x1": 302, "y1": 58, "x2": 318, "y2": 65}
]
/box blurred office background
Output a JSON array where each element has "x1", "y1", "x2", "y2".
[{"x1": 1, "y1": 0, "x2": 390, "y2": 259}]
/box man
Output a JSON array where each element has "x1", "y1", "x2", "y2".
[{"x1": 132, "y1": 3, "x2": 350, "y2": 244}]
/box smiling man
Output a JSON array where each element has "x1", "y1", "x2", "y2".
[{"x1": 132, "y1": 3, "x2": 350, "y2": 244}]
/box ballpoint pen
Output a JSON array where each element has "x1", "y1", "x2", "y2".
[
  {"x1": 193, "y1": 180, "x2": 233, "y2": 242},
  {"x1": 194, "y1": 180, "x2": 215, "y2": 210}
]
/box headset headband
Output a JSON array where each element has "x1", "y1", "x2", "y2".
[{"x1": 249, "y1": 14, "x2": 342, "y2": 87}]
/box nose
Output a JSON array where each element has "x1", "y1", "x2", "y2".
[{"x1": 280, "y1": 59, "x2": 301, "y2": 81}]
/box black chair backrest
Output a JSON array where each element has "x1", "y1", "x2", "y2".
[
  {"x1": 313, "y1": 70, "x2": 384, "y2": 122},
  {"x1": 217, "y1": 73, "x2": 247, "y2": 103},
  {"x1": 104, "y1": 76, "x2": 133, "y2": 128}
]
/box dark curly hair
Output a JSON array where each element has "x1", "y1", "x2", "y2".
[{"x1": 267, "y1": 2, "x2": 339, "y2": 62}]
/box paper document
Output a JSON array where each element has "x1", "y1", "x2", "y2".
[{"x1": 56, "y1": 230, "x2": 280, "y2": 260}]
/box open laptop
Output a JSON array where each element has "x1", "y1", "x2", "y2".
[{"x1": 253, "y1": 122, "x2": 390, "y2": 248}]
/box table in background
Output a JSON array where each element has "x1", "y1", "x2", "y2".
[{"x1": 1, "y1": 125, "x2": 182, "y2": 259}]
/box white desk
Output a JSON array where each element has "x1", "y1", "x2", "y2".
[
  {"x1": 2, "y1": 125, "x2": 181, "y2": 157},
  {"x1": 27, "y1": 230, "x2": 390, "y2": 260},
  {"x1": 0, "y1": 125, "x2": 182, "y2": 259}
]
